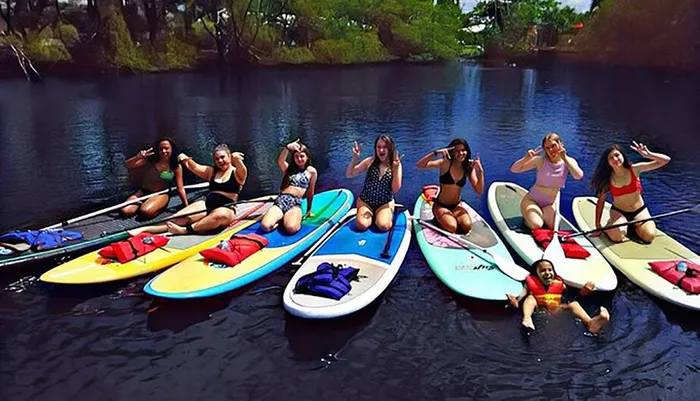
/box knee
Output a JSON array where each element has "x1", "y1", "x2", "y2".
[
  {"x1": 375, "y1": 220, "x2": 392, "y2": 232},
  {"x1": 524, "y1": 216, "x2": 543, "y2": 230},
  {"x1": 120, "y1": 206, "x2": 138, "y2": 218},
  {"x1": 355, "y1": 218, "x2": 370, "y2": 232},
  {"x1": 212, "y1": 211, "x2": 232, "y2": 225},
  {"x1": 638, "y1": 228, "x2": 655, "y2": 244},
  {"x1": 440, "y1": 220, "x2": 458, "y2": 234},
  {"x1": 139, "y1": 206, "x2": 161, "y2": 220},
  {"x1": 459, "y1": 221, "x2": 472, "y2": 234},
  {"x1": 607, "y1": 229, "x2": 625, "y2": 243},
  {"x1": 284, "y1": 222, "x2": 301, "y2": 235}
]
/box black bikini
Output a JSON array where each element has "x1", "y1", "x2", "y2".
[
  {"x1": 435, "y1": 161, "x2": 466, "y2": 210},
  {"x1": 205, "y1": 170, "x2": 242, "y2": 213}
]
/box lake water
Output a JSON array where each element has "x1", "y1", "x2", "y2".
[{"x1": 1, "y1": 62, "x2": 699, "y2": 400}]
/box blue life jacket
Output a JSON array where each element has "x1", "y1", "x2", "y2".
[
  {"x1": 0, "y1": 229, "x2": 83, "y2": 251},
  {"x1": 294, "y1": 262, "x2": 360, "y2": 300}
]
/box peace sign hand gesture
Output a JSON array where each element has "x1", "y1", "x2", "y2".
[
  {"x1": 525, "y1": 146, "x2": 541, "y2": 159},
  {"x1": 470, "y1": 154, "x2": 483, "y2": 173},
  {"x1": 231, "y1": 152, "x2": 245, "y2": 161},
  {"x1": 352, "y1": 141, "x2": 361, "y2": 158},
  {"x1": 392, "y1": 150, "x2": 402, "y2": 169},
  {"x1": 286, "y1": 139, "x2": 302, "y2": 152},
  {"x1": 139, "y1": 147, "x2": 155, "y2": 159},
  {"x1": 630, "y1": 141, "x2": 651, "y2": 158},
  {"x1": 434, "y1": 146, "x2": 454, "y2": 160}
]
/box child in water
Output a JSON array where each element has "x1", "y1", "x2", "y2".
[{"x1": 507, "y1": 259, "x2": 610, "y2": 334}]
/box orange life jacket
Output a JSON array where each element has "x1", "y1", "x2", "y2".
[{"x1": 526, "y1": 274, "x2": 565, "y2": 308}]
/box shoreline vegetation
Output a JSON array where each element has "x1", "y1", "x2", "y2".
[{"x1": 0, "y1": 0, "x2": 697, "y2": 81}]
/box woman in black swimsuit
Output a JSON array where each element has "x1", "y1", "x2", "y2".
[
  {"x1": 416, "y1": 138, "x2": 485, "y2": 233},
  {"x1": 128, "y1": 144, "x2": 247, "y2": 235},
  {"x1": 121, "y1": 137, "x2": 188, "y2": 219}
]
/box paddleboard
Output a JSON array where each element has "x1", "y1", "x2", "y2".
[
  {"x1": 39, "y1": 195, "x2": 274, "y2": 284},
  {"x1": 0, "y1": 183, "x2": 209, "y2": 268},
  {"x1": 573, "y1": 196, "x2": 700, "y2": 310},
  {"x1": 413, "y1": 185, "x2": 524, "y2": 301},
  {"x1": 144, "y1": 188, "x2": 354, "y2": 299},
  {"x1": 487, "y1": 182, "x2": 618, "y2": 291},
  {"x1": 283, "y1": 208, "x2": 412, "y2": 319}
]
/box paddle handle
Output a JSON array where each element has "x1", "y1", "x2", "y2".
[{"x1": 565, "y1": 202, "x2": 700, "y2": 239}]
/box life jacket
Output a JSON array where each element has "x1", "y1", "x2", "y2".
[
  {"x1": 422, "y1": 185, "x2": 439, "y2": 202},
  {"x1": 531, "y1": 229, "x2": 591, "y2": 259},
  {"x1": 294, "y1": 262, "x2": 360, "y2": 300},
  {"x1": 649, "y1": 260, "x2": 700, "y2": 294},
  {"x1": 199, "y1": 233, "x2": 268, "y2": 267},
  {"x1": 0, "y1": 229, "x2": 84, "y2": 252},
  {"x1": 526, "y1": 274, "x2": 565, "y2": 308},
  {"x1": 98, "y1": 233, "x2": 169, "y2": 263}
]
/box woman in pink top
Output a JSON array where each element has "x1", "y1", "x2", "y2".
[{"x1": 510, "y1": 133, "x2": 584, "y2": 229}]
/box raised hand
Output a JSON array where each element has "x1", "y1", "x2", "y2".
[
  {"x1": 177, "y1": 153, "x2": 190, "y2": 163},
  {"x1": 286, "y1": 139, "x2": 302, "y2": 152},
  {"x1": 470, "y1": 154, "x2": 483, "y2": 172},
  {"x1": 231, "y1": 152, "x2": 245, "y2": 161},
  {"x1": 580, "y1": 281, "x2": 596, "y2": 296},
  {"x1": 435, "y1": 146, "x2": 454, "y2": 160},
  {"x1": 525, "y1": 146, "x2": 542, "y2": 159},
  {"x1": 630, "y1": 141, "x2": 651, "y2": 158},
  {"x1": 393, "y1": 150, "x2": 402, "y2": 169},
  {"x1": 506, "y1": 294, "x2": 520, "y2": 308},
  {"x1": 558, "y1": 144, "x2": 567, "y2": 158},
  {"x1": 139, "y1": 147, "x2": 155, "y2": 159},
  {"x1": 352, "y1": 141, "x2": 361, "y2": 158}
]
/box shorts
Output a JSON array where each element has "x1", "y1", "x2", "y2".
[
  {"x1": 205, "y1": 192, "x2": 236, "y2": 214},
  {"x1": 274, "y1": 193, "x2": 303, "y2": 213}
]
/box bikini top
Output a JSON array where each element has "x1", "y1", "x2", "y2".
[
  {"x1": 609, "y1": 166, "x2": 642, "y2": 197},
  {"x1": 287, "y1": 169, "x2": 310, "y2": 189},
  {"x1": 439, "y1": 160, "x2": 467, "y2": 187},
  {"x1": 158, "y1": 170, "x2": 174, "y2": 183},
  {"x1": 209, "y1": 169, "x2": 242, "y2": 194},
  {"x1": 534, "y1": 158, "x2": 567, "y2": 189}
]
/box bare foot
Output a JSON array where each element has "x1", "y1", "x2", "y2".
[
  {"x1": 522, "y1": 316, "x2": 535, "y2": 331},
  {"x1": 586, "y1": 306, "x2": 610, "y2": 334},
  {"x1": 166, "y1": 222, "x2": 188, "y2": 235}
]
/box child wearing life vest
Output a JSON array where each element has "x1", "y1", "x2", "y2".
[{"x1": 507, "y1": 259, "x2": 610, "y2": 334}]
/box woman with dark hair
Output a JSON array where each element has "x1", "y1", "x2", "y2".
[
  {"x1": 128, "y1": 144, "x2": 247, "y2": 235},
  {"x1": 416, "y1": 138, "x2": 484, "y2": 233},
  {"x1": 121, "y1": 137, "x2": 188, "y2": 218},
  {"x1": 260, "y1": 139, "x2": 318, "y2": 235},
  {"x1": 345, "y1": 135, "x2": 403, "y2": 232},
  {"x1": 590, "y1": 141, "x2": 670, "y2": 243},
  {"x1": 510, "y1": 132, "x2": 584, "y2": 229}
]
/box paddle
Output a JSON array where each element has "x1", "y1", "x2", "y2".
[
  {"x1": 542, "y1": 192, "x2": 565, "y2": 263},
  {"x1": 562, "y1": 202, "x2": 700, "y2": 241},
  {"x1": 291, "y1": 210, "x2": 355, "y2": 266},
  {"x1": 381, "y1": 204, "x2": 404, "y2": 259},
  {"x1": 410, "y1": 217, "x2": 530, "y2": 281}
]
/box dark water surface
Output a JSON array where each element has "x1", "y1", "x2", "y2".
[{"x1": 1, "y1": 62, "x2": 699, "y2": 400}]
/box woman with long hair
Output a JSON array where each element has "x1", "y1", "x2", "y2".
[
  {"x1": 345, "y1": 135, "x2": 403, "y2": 232},
  {"x1": 128, "y1": 144, "x2": 247, "y2": 235},
  {"x1": 121, "y1": 137, "x2": 188, "y2": 219},
  {"x1": 416, "y1": 138, "x2": 484, "y2": 233},
  {"x1": 590, "y1": 141, "x2": 670, "y2": 243},
  {"x1": 510, "y1": 133, "x2": 584, "y2": 229},
  {"x1": 260, "y1": 139, "x2": 318, "y2": 235}
]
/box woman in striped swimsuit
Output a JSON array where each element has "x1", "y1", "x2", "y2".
[{"x1": 345, "y1": 135, "x2": 403, "y2": 232}]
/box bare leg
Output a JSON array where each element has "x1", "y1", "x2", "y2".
[
  {"x1": 453, "y1": 205, "x2": 473, "y2": 234},
  {"x1": 433, "y1": 203, "x2": 458, "y2": 233},
  {"x1": 120, "y1": 190, "x2": 145, "y2": 218},
  {"x1": 521, "y1": 195, "x2": 544, "y2": 230},
  {"x1": 167, "y1": 207, "x2": 236, "y2": 235},
  {"x1": 542, "y1": 204, "x2": 557, "y2": 230},
  {"x1": 374, "y1": 201, "x2": 395, "y2": 232},
  {"x1": 632, "y1": 208, "x2": 655, "y2": 244},
  {"x1": 282, "y1": 206, "x2": 303, "y2": 235},
  {"x1": 605, "y1": 209, "x2": 627, "y2": 243},
  {"x1": 261, "y1": 205, "x2": 284, "y2": 233},
  {"x1": 355, "y1": 199, "x2": 373, "y2": 232},
  {"x1": 565, "y1": 302, "x2": 610, "y2": 334},
  {"x1": 521, "y1": 295, "x2": 537, "y2": 330},
  {"x1": 138, "y1": 194, "x2": 170, "y2": 219},
  {"x1": 127, "y1": 200, "x2": 206, "y2": 236}
]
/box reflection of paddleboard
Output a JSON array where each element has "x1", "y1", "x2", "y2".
[
  {"x1": 414, "y1": 185, "x2": 523, "y2": 301},
  {"x1": 283, "y1": 208, "x2": 412, "y2": 319},
  {"x1": 573, "y1": 196, "x2": 700, "y2": 310},
  {"x1": 40, "y1": 196, "x2": 273, "y2": 284},
  {"x1": 488, "y1": 182, "x2": 617, "y2": 291},
  {"x1": 144, "y1": 189, "x2": 353, "y2": 299}
]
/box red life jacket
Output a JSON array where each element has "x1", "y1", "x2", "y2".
[
  {"x1": 526, "y1": 274, "x2": 565, "y2": 308},
  {"x1": 649, "y1": 260, "x2": 700, "y2": 294},
  {"x1": 98, "y1": 233, "x2": 170, "y2": 264},
  {"x1": 422, "y1": 185, "x2": 439, "y2": 202},
  {"x1": 200, "y1": 233, "x2": 268, "y2": 267},
  {"x1": 531, "y1": 229, "x2": 591, "y2": 259}
]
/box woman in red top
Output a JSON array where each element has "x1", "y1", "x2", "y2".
[{"x1": 590, "y1": 142, "x2": 671, "y2": 243}]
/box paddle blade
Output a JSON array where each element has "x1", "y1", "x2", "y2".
[
  {"x1": 543, "y1": 232, "x2": 566, "y2": 265},
  {"x1": 490, "y1": 252, "x2": 529, "y2": 281}
]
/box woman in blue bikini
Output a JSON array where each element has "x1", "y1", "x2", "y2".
[
  {"x1": 510, "y1": 133, "x2": 584, "y2": 229},
  {"x1": 416, "y1": 138, "x2": 484, "y2": 234},
  {"x1": 261, "y1": 139, "x2": 318, "y2": 235},
  {"x1": 121, "y1": 137, "x2": 188, "y2": 219},
  {"x1": 345, "y1": 135, "x2": 403, "y2": 232}
]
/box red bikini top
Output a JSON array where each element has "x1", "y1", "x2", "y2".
[{"x1": 609, "y1": 167, "x2": 642, "y2": 197}]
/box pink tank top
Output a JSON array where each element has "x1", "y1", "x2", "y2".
[{"x1": 535, "y1": 158, "x2": 567, "y2": 189}]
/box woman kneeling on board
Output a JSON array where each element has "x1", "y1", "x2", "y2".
[
  {"x1": 507, "y1": 259, "x2": 610, "y2": 334},
  {"x1": 260, "y1": 139, "x2": 317, "y2": 235},
  {"x1": 416, "y1": 138, "x2": 484, "y2": 233},
  {"x1": 129, "y1": 144, "x2": 247, "y2": 235},
  {"x1": 510, "y1": 133, "x2": 584, "y2": 229},
  {"x1": 590, "y1": 141, "x2": 670, "y2": 244},
  {"x1": 345, "y1": 135, "x2": 403, "y2": 232},
  {"x1": 121, "y1": 137, "x2": 188, "y2": 219}
]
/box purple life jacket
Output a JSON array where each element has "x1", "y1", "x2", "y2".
[{"x1": 294, "y1": 262, "x2": 360, "y2": 300}]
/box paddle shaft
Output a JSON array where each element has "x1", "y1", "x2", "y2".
[
  {"x1": 564, "y1": 203, "x2": 700, "y2": 240},
  {"x1": 381, "y1": 205, "x2": 403, "y2": 258}
]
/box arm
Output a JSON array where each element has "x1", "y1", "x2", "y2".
[
  {"x1": 563, "y1": 155, "x2": 584, "y2": 180},
  {"x1": 391, "y1": 156, "x2": 403, "y2": 195},
  {"x1": 124, "y1": 148, "x2": 153, "y2": 170},
  {"x1": 507, "y1": 285, "x2": 529, "y2": 308},
  {"x1": 470, "y1": 157, "x2": 485, "y2": 196},
  {"x1": 579, "y1": 281, "x2": 595, "y2": 297},
  {"x1": 174, "y1": 165, "x2": 188, "y2": 206},
  {"x1": 594, "y1": 190, "x2": 607, "y2": 231},
  {"x1": 178, "y1": 153, "x2": 214, "y2": 181},
  {"x1": 630, "y1": 142, "x2": 671, "y2": 173},
  {"x1": 416, "y1": 148, "x2": 451, "y2": 169},
  {"x1": 231, "y1": 152, "x2": 248, "y2": 187},
  {"x1": 304, "y1": 168, "x2": 318, "y2": 218},
  {"x1": 346, "y1": 156, "x2": 372, "y2": 178},
  {"x1": 277, "y1": 148, "x2": 289, "y2": 173},
  {"x1": 510, "y1": 148, "x2": 543, "y2": 173}
]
